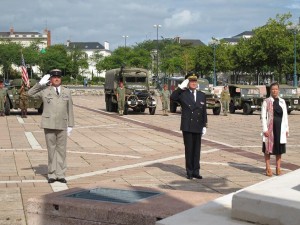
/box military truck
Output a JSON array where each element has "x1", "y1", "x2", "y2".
[
  {"x1": 5, "y1": 79, "x2": 43, "y2": 115},
  {"x1": 104, "y1": 67, "x2": 156, "y2": 115},
  {"x1": 228, "y1": 84, "x2": 264, "y2": 115},
  {"x1": 167, "y1": 76, "x2": 221, "y2": 115},
  {"x1": 266, "y1": 84, "x2": 300, "y2": 114}
]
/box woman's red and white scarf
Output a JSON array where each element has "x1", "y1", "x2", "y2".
[{"x1": 265, "y1": 98, "x2": 274, "y2": 154}]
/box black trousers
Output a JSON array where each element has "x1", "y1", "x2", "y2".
[{"x1": 182, "y1": 131, "x2": 201, "y2": 176}]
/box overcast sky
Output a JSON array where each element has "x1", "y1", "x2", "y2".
[{"x1": 0, "y1": 0, "x2": 299, "y2": 50}]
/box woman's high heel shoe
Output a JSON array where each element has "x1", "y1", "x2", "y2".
[
  {"x1": 266, "y1": 168, "x2": 273, "y2": 177},
  {"x1": 276, "y1": 167, "x2": 281, "y2": 176}
]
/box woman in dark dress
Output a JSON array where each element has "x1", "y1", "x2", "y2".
[{"x1": 261, "y1": 83, "x2": 289, "y2": 176}]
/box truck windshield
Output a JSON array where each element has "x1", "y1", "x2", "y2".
[
  {"x1": 125, "y1": 77, "x2": 146, "y2": 83},
  {"x1": 241, "y1": 88, "x2": 259, "y2": 96},
  {"x1": 280, "y1": 88, "x2": 297, "y2": 96}
]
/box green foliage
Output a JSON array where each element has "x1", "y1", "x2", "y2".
[{"x1": 0, "y1": 13, "x2": 299, "y2": 85}]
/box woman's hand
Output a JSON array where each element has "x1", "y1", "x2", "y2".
[{"x1": 264, "y1": 131, "x2": 269, "y2": 137}]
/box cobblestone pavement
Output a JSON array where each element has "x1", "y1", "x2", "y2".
[{"x1": 0, "y1": 95, "x2": 300, "y2": 225}]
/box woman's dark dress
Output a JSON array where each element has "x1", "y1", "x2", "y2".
[{"x1": 263, "y1": 98, "x2": 286, "y2": 155}]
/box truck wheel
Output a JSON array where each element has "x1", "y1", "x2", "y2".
[
  {"x1": 123, "y1": 105, "x2": 128, "y2": 115},
  {"x1": 105, "y1": 100, "x2": 109, "y2": 111},
  {"x1": 243, "y1": 103, "x2": 251, "y2": 115},
  {"x1": 170, "y1": 101, "x2": 177, "y2": 113},
  {"x1": 229, "y1": 102, "x2": 235, "y2": 114},
  {"x1": 140, "y1": 107, "x2": 145, "y2": 113},
  {"x1": 37, "y1": 103, "x2": 43, "y2": 114},
  {"x1": 149, "y1": 107, "x2": 156, "y2": 115},
  {"x1": 5, "y1": 100, "x2": 11, "y2": 115},
  {"x1": 107, "y1": 97, "x2": 113, "y2": 112},
  {"x1": 213, "y1": 106, "x2": 221, "y2": 115}
]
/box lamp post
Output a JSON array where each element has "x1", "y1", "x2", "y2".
[
  {"x1": 210, "y1": 39, "x2": 220, "y2": 87},
  {"x1": 122, "y1": 35, "x2": 129, "y2": 61},
  {"x1": 287, "y1": 23, "x2": 300, "y2": 87},
  {"x1": 153, "y1": 25, "x2": 162, "y2": 79},
  {"x1": 122, "y1": 35, "x2": 129, "y2": 48}
]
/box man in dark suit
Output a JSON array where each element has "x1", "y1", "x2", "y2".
[{"x1": 170, "y1": 73, "x2": 207, "y2": 179}]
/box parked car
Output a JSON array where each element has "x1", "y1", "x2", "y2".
[
  {"x1": 5, "y1": 79, "x2": 43, "y2": 115},
  {"x1": 104, "y1": 67, "x2": 156, "y2": 115},
  {"x1": 266, "y1": 84, "x2": 300, "y2": 114},
  {"x1": 228, "y1": 84, "x2": 264, "y2": 115}
]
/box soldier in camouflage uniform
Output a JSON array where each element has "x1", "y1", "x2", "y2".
[
  {"x1": 19, "y1": 83, "x2": 29, "y2": 118},
  {"x1": 0, "y1": 80, "x2": 7, "y2": 116},
  {"x1": 116, "y1": 81, "x2": 126, "y2": 116},
  {"x1": 160, "y1": 84, "x2": 170, "y2": 116},
  {"x1": 220, "y1": 85, "x2": 231, "y2": 116}
]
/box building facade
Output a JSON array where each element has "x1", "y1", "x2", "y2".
[
  {"x1": 66, "y1": 41, "x2": 111, "y2": 79},
  {"x1": 0, "y1": 27, "x2": 51, "y2": 77}
]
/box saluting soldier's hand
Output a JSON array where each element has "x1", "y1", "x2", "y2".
[
  {"x1": 39, "y1": 74, "x2": 51, "y2": 86},
  {"x1": 202, "y1": 127, "x2": 207, "y2": 136},
  {"x1": 67, "y1": 127, "x2": 73, "y2": 136},
  {"x1": 178, "y1": 79, "x2": 189, "y2": 90}
]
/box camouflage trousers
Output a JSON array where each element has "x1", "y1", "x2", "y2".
[
  {"x1": 222, "y1": 100, "x2": 230, "y2": 113},
  {"x1": 161, "y1": 100, "x2": 169, "y2": 110},
  {"x1": 118, "y1": 99, "x2": 125, "y2": 111},
  {"x1": 0, "y1": 99, "x2": 5, "y2": 111},
  {"x1": 20, "y1": 98, "x2": 29, "y2": 110}
]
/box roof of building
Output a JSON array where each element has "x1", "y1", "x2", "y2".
[
  {"x1": 233, "y1": 31, "x2": 254, "y2": 38},
  {"x1": 66, "y1": 41, "x2": 105, "y2": 50},
  {"x1": 179, "y1": 38, "x2": 206, "y2": 46}
]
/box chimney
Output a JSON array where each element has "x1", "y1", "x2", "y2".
[
  {"x1": 47, "y1": 30, "x2": 51, "y2": 46},
  {"x1": 104, "y1": 41, "x2": 109, "y2": 50},
  {"x1": 10, "y1": 26, "x2": 14, "y2": 35}
]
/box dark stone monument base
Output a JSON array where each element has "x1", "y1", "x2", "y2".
[{"x1": 26, "y1": 184, "x2": 220, "y2": 225}]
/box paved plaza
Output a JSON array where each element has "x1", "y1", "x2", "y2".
[{"x1": 1, "y1": 94, "x2": 300, "y2": 225}]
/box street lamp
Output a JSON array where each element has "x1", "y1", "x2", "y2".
[
  {"x1": 122, "y1": 35, "x2": 129, "y2": 64},
  {"x1": 209, "y1": 39, "x2": 220, "y2": 87},
  {"x1": 153, "y1": 24, "x2": 162, "y2": 79},
  {"x1": 122, "y1": 35, "x2": 129, "y2": 48},
  {"x1": 287, "y1": 23, "x2": 300, "y2": 87}
]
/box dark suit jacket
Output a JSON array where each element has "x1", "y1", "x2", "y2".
[{"x1": 171, "y1": 88, "x2": 207, "y2": 133}]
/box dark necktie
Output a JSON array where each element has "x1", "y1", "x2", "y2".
[
  {"x1": 192, "y1": 90, "x2": 195, "y2": 102},
  {"x1": 56, "y1": 87, "x2": 59, "y2": 95}
]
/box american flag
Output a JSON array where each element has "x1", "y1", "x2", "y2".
[{"x1": 21, "y1": 53, "x2": 30, "y2": 87}]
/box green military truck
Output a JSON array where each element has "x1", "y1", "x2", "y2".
[
  {"x1": 104, "y1": 67, "x2": 157, "y2": 115},
  {"x1": 167, "y1": 76, "x2": 221, "y2": 115},
  {"x1": 266, "y1": 84, "x2": 300, "y2": 114},
  {"x1": 5, "y1": 79, "x2": 43, "y2": 115},
  {"x1": 228, "y1": 84, "x2": 264, "y2": 115}
]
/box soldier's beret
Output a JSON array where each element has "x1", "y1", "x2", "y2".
[{"x1": 50, "y1": 69, "x2": 62, "y2": 77}]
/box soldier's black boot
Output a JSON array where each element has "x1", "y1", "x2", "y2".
[
  {"x1": 24, "y1": 109, "x2": 27, "y2": 118},
  {"x1": 21, "y1": 110, "x2": 24, "y2": 118}
]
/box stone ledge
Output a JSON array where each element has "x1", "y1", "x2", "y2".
[{"x1": 231, "y1": 169, "x2": 300, "y2": 225}]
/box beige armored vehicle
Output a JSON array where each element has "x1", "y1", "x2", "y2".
[{"x1": 104, "y1": 67, "x2": 156, "y2": 115}]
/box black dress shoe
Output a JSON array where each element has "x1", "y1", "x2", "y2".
[
  {"x1": 186, "y1": 175, "x2": 193, "y2": 180},
  {"x1": 193, "y1": 175, "x2": 203, "y2": 179},
  {"x1": 57, "y1": 178, "x2": 67, "y2": 183},
  {"x1": 48, "y1": 178, "x2": 56, "y2": 183}
]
